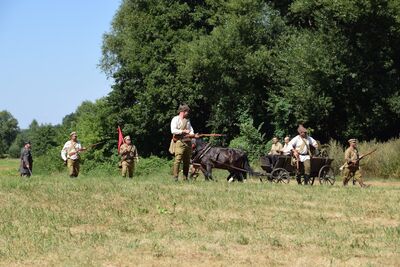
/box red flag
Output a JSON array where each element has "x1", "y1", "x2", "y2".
[{"x1": 117, "y1": 126, "x2": 124, "y2": 154}]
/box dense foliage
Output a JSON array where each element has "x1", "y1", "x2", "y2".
[
  {"x1": 2, "y1": 0, "x2": 400, "y2": 169},
  {"x1": 101, "y1": 0, "x2": 400, "y2": 155}
]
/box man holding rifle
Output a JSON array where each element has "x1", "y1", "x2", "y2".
[
  {"x1": 61, "y1": 131, "x2": 86, "y2": 178},
  {"x1": 119, "y1": 135, "x2": 139, "y2": 178},
  {"x1": 170, "y1": 104, "x2": 198, "y2": 181},
  {"x1": 342, "y1": 139, "x2": 371, "y2": 188}
]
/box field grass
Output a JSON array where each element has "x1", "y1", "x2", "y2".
[{"x1": 0, "y1": 159, "x2": 399, "y2": 266}]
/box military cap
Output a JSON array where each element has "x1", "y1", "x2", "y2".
[
  {"x1": 70, "y1": 131, "x2": 77, "y2": 137},
  {"x1": 178, "y1": 104, "x2": 190, "y2": 113},
  {"x1": 348, "y1": 138, "x2": 357, "y2": 143},
  {"x1": 297, "y1": 124, "x2": 307, "y2": 134},
  {"x1": 124, "y1": 135, "x2": 131, "y2": 140}
]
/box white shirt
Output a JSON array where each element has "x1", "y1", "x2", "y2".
[
  {"x1": 170, "y1": 116, "x2": 194, "y2": 135},
  {"x1": 281, "y1": 143, "x2": 291, "y2": 155},
  {"x1": 288, "y1": 135, "x2": 318, "y2": 162},
  {"x1": 61, "y1": 140, "x2": 82, "y2": 161}
]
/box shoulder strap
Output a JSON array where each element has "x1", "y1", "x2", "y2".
[
  {"x1": 180, "y1": 118, "x2": 188, "y2": 130},
  {"x1": 301, "y1": 137, "x2": 311, "y2": 155}
]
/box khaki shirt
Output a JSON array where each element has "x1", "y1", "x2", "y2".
[
  {"x1": 269, "y1": 142, "x2": 283, "y2": 155},
  {"x1": 344, "y1": 147, "x2": 359, "y2": 168},
  {"x1": 120, "y1": 144, "x2": 138, "y2": 162}
]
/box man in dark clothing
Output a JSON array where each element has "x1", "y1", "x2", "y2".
[{"x1": 20, "y1": 141, "x2": 33, "y2": 177}]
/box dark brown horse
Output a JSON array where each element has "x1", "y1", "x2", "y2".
[{"x1": 191, "y1": 139, "x2": 253, "y2": 182}]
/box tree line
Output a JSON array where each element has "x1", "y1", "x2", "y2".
[{"x1": 1, "y1": 0, "x2": 399, "y2": 166}]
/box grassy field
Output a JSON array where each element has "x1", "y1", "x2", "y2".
[{"x1": 0, "y1": 159, "x2": 399, "y2": 266}]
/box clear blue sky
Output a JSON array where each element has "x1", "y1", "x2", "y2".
[{"x1": 0, "y1": 0, "x2": 121, "y2": 129}]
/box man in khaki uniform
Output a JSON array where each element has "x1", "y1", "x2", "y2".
[
  {"x1": 342, "y1": 139, "x2": 370, "y2": 188},
  {"x1": 119, "y1": 136, "x2": 139, "y2": 178},
  {"x1": 61, "y1": 132, "x2": 86, "y2": 178},
  {"x1": 170, "y1": 104, "x2": 197, "y2": 181}
]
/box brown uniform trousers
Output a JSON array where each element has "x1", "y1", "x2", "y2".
[
  {"x1": 342, "y1": 147, "x2": 366, "y2": 187},
  {"x1": 173, "y1": 140, "x2": 192, "y2": 180}
]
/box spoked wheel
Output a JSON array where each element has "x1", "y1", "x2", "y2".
[
  {"x1": 271, "y1": 168, "x2": 290, "y2": 184},
  {"x1": 318, "y1": 165, "x2": 335, "y2": 185}
]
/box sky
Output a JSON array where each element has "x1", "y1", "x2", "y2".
[{"x1": 0, "y1": 0, "x2": 121, "y2": 129}]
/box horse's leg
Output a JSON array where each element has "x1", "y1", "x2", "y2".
[
  {"x1": 205, "y1": 164, "x2": 213, "y2": 181},
  {"x1": 227, "y1": 171, "x2": 234, "y2": 183},
  {"x1": 199, "y1": 165, "x2": 209, "y2": 180}
]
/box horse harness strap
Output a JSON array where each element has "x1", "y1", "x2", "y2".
[{"x1": 193, "y1": 143, "x2": 212, "y2": 162}]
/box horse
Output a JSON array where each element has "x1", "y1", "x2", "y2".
[{"x1": 191, "y1": 139, "x2": 253, "y2": 182}]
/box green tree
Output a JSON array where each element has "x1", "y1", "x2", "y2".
[{"x1": 0, "y1": 110, "x2": 19, "y2": 155}]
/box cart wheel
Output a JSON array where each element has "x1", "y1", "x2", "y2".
[
  {"x1": 318, "y1": 165, "x2": 335, "y2": 185},
  {"x1": 271, "y1": 168, "x2": 290, "y2": 184}
]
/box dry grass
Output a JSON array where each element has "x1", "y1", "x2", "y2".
[{"x1": 0, "y1": 159, "x2": 399, "y2": 266}]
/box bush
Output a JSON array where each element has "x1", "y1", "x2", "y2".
[
  {"x1": 32, "y1": 147, "x2": 65, "y2": 175},
  {"x1": 229, "y1": 118, "x2": 268, "y2": 161}
]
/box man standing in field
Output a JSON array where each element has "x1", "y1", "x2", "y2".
[
  {"x1": 19, "y1": 141, "x2": 33, "y2": 177},
  {"x1": 289, "y1": 125, "x2": 318, "y2": 185},
  {"x1": 170, "y1": 104, "x2": 196, "y2": 181},
  {"x1": 61, "y1": 132, "x2": 86, "y2": 178},
  {"x1": 342, "y1": 139, "x2": 370, "y2": 188},
  {"x1": 119, "y1": 135, "x2": 139, "y2": 178}
]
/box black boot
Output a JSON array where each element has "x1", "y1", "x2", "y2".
[
  {"x1": 304, "y1": 175, "x2": 310, "y2": 185},
  {"x1": 296, "y1": 175, "x2": 302, "y2": 185}
]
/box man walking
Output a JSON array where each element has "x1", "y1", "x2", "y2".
[
  {"x1": 288, "y1": 125, "x2": 318, "y2": 185},
  {"x1": 20, "y1": 141, "x2": 33, "y2": 177},
  {"x1": 61, "y1": 132, "x2": 85, "y2": 178},
  {"x1": 342, "y1": 139, "x2": 370, "y2": 188}
]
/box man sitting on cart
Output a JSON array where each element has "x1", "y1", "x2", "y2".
[
  {"x1": 267, "y1": 137, "x2": 283, "y2": 166},
  {"x1": 280, "y1": 136, "x2": 291, "y2": 156},
  {"x1": 288, "y1": 125, "x2": 319, "y2": 185}
]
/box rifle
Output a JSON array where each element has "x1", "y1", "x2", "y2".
[
  {"x1": 68, "y1": 141, "x2": 106, "y2": 156},
  {"x1": 172, "y1": 133, "x2": 225, "y2": 142},
  {"x1": 347, "y1": 148, "x2": 377, "y2": 167}
]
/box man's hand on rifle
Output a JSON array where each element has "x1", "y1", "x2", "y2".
[{"x1": 68, "y1": 147, "x2": 87, "y2": 156}]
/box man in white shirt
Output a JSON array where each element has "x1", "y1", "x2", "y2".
[
  {"x1": 170, "y1": 104, "x2": 197, "y2": 181},
  {"x1": 61, "y1": 132, "x2": 86, "y2": 178},
  {"x1": 280, "y1": 136, "x2": 291, "y2": 155},
  {"x1": 288, "y1": 125, "x2": 318, "y2": 185}
]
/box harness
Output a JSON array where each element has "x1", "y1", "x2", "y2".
[{"x1": 192, "y1": 143, "x2": 212, "y2": 163}]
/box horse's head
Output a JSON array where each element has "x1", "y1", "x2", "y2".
[{"x1": 192, "y1": 138, "x2": 207, "y2": 157}]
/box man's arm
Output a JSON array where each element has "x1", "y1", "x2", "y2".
[
  {"x1": 22, "y1": 150, "x2": 30, "y2": 168},
  {"x1": 288, "y1": 137, "x2": 298, "y2": 154},
  {"x1": 61, "y1": 142, "x2": 68, "y2": 161},
  {"x1": 310, "y1": 137, "x2": 318, "y2": 148},
  {"x1": 171, "y1": 117, "x2": 183, "y2": 135}
]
